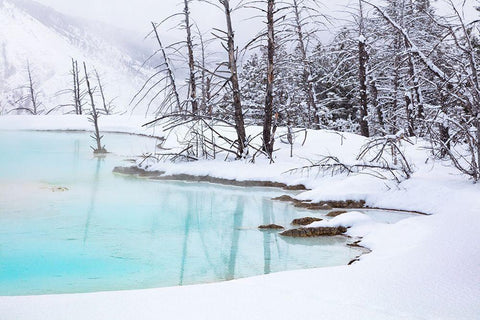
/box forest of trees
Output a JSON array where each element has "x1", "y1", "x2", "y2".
[
  {"x1": 134, "y1": 0, "x2": 480, "y2": 181},
  {"x1": 5, "y1": 0, "x2": 480, "y2": 181}
]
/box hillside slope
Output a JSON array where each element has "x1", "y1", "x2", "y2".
[{"x1": 0, "y1": 0, "x2": 155, "y2": 115}]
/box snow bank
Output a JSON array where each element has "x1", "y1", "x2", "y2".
[
  {"x1": 0, "y1": 115, "x2": 479, "y2": 320},
  {"x1": 309, "y1": 211, "x2": 373, "y2": 228},
  {"x1": 306, "y1": 211, "x2": 379, "y2": 239}
]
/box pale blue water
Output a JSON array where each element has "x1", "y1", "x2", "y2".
[{"x1": 0, "y1": 131, "x2": 364, "y2": 296}]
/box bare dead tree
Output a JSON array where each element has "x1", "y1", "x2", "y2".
[
  {"x1": 363, "y1": 0, "x2": 480, "y2": 181},
  {"x1": 54, "y1": 59, "x2": 86, "y2": 115},
  {"x1": 262, "y1": 0, "x2": 276, "y2": 159},
  {"x1": 132, "y1": 1, "x2": 253, "y2": 160},
  {"x1": 8, "y1": 61, "x2": 47, "y2": 115},
  {"x1": 196, "y1": 26, "x2": 213, "y2": 115},
  {"x1": 218, "y1": 0, "x2": 248, "y2": 157},
  {"x1": 369, "y1": 75, "x2": 384, "y2": 131},
  {"x1": 279, "y1": 126, "x2": 308, "y2": 158},
  {"x1": 184, "y1": 0, "x2": 199, "y2": 114},
  {"x1": 362, "y1": 1, "x2": 450, "y2": 81},
  {"x1": 285, "y1": 127, "x2": 413, "y2": 183},
  {"x1": 142, "y1": 112, "x2": 265, "y2": 161},
  {"x1": 131, "y1": 22, "x2": 182, "y2": 116},
  {"x1": 357, "y1": 0, "x2": 370, "y2": 137},
  {"x1": 26, "y1": 61, "x2": 40, "y2": 115},
  {"x1": 83, "y1": 62, "x2": 107, "y2": 154},
  {"x1": 285, "y1": 153, "x2": 411, "y2": 183},
  {"x1": 288, "y1": 0, "x2": 324, "y2": 128},
  {"x1": 72, "y1": 59, "x2": 83, "y2": 115},
  {"x1": 94, "y1": 69, "x2": 115, "y2": 115},
  {"x1": 392, "y1": 31, "x2": 402, "y2": 133},
  {"x1": 399, "y1": 0, "x2": 421, "y2": 136}
]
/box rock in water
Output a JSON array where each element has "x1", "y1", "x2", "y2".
[
  {"x1": 280, "y1": 226, "x2": 347, "y2": 237},
  {"x1": 291, "y1": 217, "x2": 323, "y2": 226},
  {"x1": 258, "y1": 224, "x2": 285, "y2": 230},
  {"x1": 271, "y1": 195, "x2": 297, "y2": 202},
  {"x1": 326, "y1": 210, "x2": 348, "y2": 217}
]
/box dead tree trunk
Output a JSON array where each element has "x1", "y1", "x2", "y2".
[
  {"x1": 72, "y1": 59, "x2": 81, "y2": 115},
  {"x1": 184, "y1": 0, "x2": 198, "y2": 114},
  {"x1": 94, "y1": 69, "x2": 111, "y2": 115},
  {"x1": 404, "y1": 94, "x2": 415, "y2": 136},
  {"x1": 407, "y1": 47, "x2": 424, "y2": 119},
  {"x1": 357, "y1": 0, "x2": 370, "y2": 137},
  {"x1": 263, "y1": 0, "x2": 276, "y2": 158},
  {"x1": 453, "y1": 7, "x2": 480, "y2": 181},
  {"x1": 438, "y1": 88, "x2": 451, "y2": 158},
  {"x1": 198, "y1": 29, "x2": 211, "y2": 115},
  {"x1": 370, "y1": 76, "x2": 384, "y2": 132},
  {"x1": 392, "y1": 34, "x2": 401, "y2": 133},
  {"x1": 220, "y1": 0, "x2": 247, "y2": 157},
  {"x1": 292, "y1": 0, "x2": 319, "y2": 128},
  {"x1": 404, "y1": 36, "x2": 423, "y2": 134},
  {"x1": 74, "y1": 60, "x2": 83, "y2": 115},
  {"x1": 27, "y1": 61, "x2": 39, "y2": 115},
  {"x1": 70, "y1": 59, "x2": 83, "y2": 115},
  {"x1": 83, "y1": 62, "x2": 106, "y2": 154},
  {"x1": 152, "y1": 22, "x2": 182, "y2": 114}
]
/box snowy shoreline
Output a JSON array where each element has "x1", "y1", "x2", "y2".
[
  {"x1": 113, "y1": 165, "x2": 431, "y2": 217},
  {"x1": 0, "y1": 115, "x2": 479, "y2": 320}
]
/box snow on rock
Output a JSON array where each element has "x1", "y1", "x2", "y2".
[
  {"x1": 309, "y1": 211, "x2": 373, "y2": 228},
  {"x1": 308, "y1": 211, "x2": 378, "y2": 238}
]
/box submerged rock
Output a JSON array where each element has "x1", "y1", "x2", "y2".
[
  {"x1": 113, "y1": 166, "x2": 164, "y2": 177},
  {"x1": 93, "y1": 148, "x2": 108, "y2": 155},
  {"x1": 272, "y1": 195, "x2": 297, "y2": 202},
  {"x1": 324, "y1": 200, "x2": 366, "y2": 209},
  {"x1": 114, "y1": 168, "x2": 306, "y2": 190},
  {"x1": 272, "y1": 196, "x2": 366, "y2": 211},
  {"x1": 284, "y1": 184, "x2": 308, "y2": 191},
  {"x1": 280, "y1": 226, "x2": 347, "y2": 237},
  {"x1": 291, "y1": 217, "x2": 323, "y2": 226},
  {"x1": 326, "y1": 210, "x2": 348, "y2": 217},
  {"x1": 258, "y1": 224, "x2": 285, "y2": 230},
  {"x1": 50, "y1": 186, "x2": 69, "y2": 192}
]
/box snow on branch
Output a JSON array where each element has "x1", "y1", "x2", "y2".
[{"x1": 361, "y1": 0, "x2": 451, "y2": 83}]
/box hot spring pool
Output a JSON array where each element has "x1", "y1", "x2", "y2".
[{"x1": 0, "y1": 131, "x2": 366, "y2": 296}]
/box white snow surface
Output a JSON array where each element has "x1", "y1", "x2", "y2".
[{"x1": 0, "y1": 115, "x2": 479, "y2": 320}]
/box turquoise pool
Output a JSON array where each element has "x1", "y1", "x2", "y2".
[{"x1": 0, "y1": 131, "x2": 362, "y2": 296}]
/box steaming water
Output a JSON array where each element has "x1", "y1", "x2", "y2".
[{"x1": 0, "y1": 131, "x2": 366, "y2": 296}]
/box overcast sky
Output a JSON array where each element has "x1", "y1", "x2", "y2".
[
  {"x1": 36, "y1": 0, "x2": 202, "y2": 34},
  {"x1": 33, "y1": 0, "x2": 355, "y2": 42},
  {"x1": 33, "y1": 0, "x2": 477, "y2": 45}
]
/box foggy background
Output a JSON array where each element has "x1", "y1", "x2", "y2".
[
  {"x1": 33, "y1": 0, "x2": 355, "y2": 45},
  {"x1": 32, "y1": 0, "x2": 478, "y2": 50}
]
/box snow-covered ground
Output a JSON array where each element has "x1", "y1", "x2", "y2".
[{"x1": 0, "y1": 115, "x2": 479, "y2": 320}]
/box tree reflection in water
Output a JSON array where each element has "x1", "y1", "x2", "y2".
[
  {"x1": 226, "y1": 196, "x2": 244, "y2": 281},
  {"x1": 83, "y1": 156, "x2": 102, "y2": 244}
]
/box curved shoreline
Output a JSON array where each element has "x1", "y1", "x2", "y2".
[
  {"x1": 112, "y1": 166, "x2": 308, "y2": 191},
  {"x1": 113, "y1": 165, "x2": 430, "y2": 215},
  {"x1": 22, "y1": 129, "x2": 165, "y2": 140},
  {"x1": 113, "y1": 165, "x2": 429, "y2": 268}
]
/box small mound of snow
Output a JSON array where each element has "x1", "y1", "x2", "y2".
[{"x1": 309, "y1": 211, "x2": 372, "y2": 228}]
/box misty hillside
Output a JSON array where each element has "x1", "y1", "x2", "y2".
[{"x1": 0, "y1": 0, "x2": 155, "y2": 115}]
